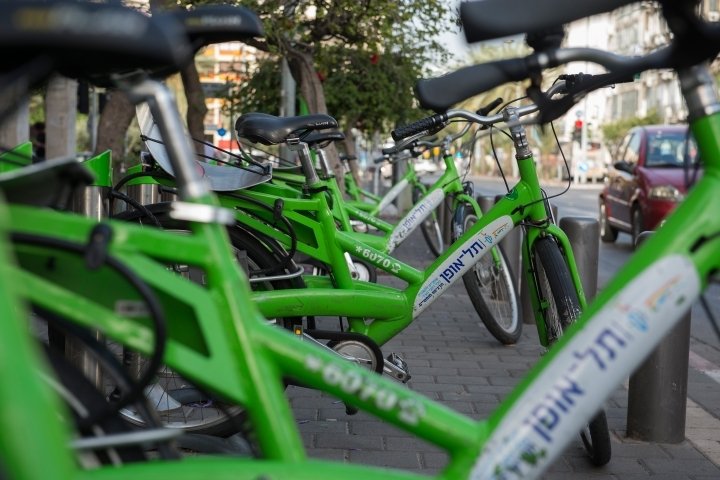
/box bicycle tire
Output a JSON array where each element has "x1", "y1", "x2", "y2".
[
  {"x1": 413, "y1": 186, "x2": 445, "y2": 257},
  {"x1": 532, "y1": 236, "x2": 612, "y2": 467},
  {"x1": 454, "y1": 204, "x2": 521, "y2": 345},
  {"x1": 116, "y1": 212, "x2": 302, "y2": 437}
]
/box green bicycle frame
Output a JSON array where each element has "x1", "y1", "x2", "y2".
[
  {"x1": 343, "y1": 159, "x2": 383, "y2": 206},
  {"x1": 343, "y1": 155, "x2": 416, "y2": 216},
  {"x1": 120, "y1": 113, "x2": 581, "y2": 350},
  {"x1": 9, "y1": 92, "x2": 719, "y2": 478},
  {"x1": 5, "y1": 57, "x2": 720, "y2": 480},
  {"x1": 227, "y1": 145, "x2": 578, "y2": 348}
]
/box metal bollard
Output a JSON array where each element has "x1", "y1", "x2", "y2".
[
  {"x1": 64, "y1": 156, "x2": 112, "y2": 390},
  {"x1": 559, "y1": 217, "x2": 599, "y2": 302},
  {"x1": 627, "y1": 231, "x2": 690, "y2": 443}
]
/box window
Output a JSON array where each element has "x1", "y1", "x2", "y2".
[
  {"x1": 645, "y1": 130, "x2": 697, "y2": 167},
  {"x1": 623, "y1": 133, "x2": 642, "y2": 166}
]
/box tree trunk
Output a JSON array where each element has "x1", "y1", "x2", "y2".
[
  {"x1": 93, "y1": 90, "x2": 135, "y2": 178},
  {"x1": 286, "y1": 46, "x2": 345, "y2": 194},
  {"x1": 343, "y1": 124, "x2": 363, "y2": 188},
  {"x1": 45, "y1": 76, "x2": 77, "y2": 161},
  {"x1": 180, "y1": 61, "x2": 208, "y2": 156}
]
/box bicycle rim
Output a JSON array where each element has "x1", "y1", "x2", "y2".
[{"x1": 457, "y1": 207, "x2": 520, "y2": 344}]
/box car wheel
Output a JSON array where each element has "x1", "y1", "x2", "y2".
[
  {"x1": 599, "y1": 200, "x2": 618, "y2": 244},
  {"x1": 631, "y1": 206, "x2": 644, "y2": 248}
]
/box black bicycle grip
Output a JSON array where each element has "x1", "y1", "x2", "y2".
[
  {"x1": 562, "y1": 72, "x2": 635, "y2": 95},
  {"x1": 477, "y1": 97, "x2": 503, "y2": 116},
  {"x1": 415, "y1": 58, "x2": 529, "y2": 113},
  {"x1": 373, "y1": 155, "x2": 388, "y2": 164},
  {"x1": 461, "y1": 0, "x2": 631, "y2": 43},
  {"x1": 391, "y1": 113, "x2": 448, "y2": 141}
]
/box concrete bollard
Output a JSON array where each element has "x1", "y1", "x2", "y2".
[
  {"x1": 559, "y1": 217, "x2": 600, "y2": 302},
  {"x1": 627, "y1": 231, "x2": 690, "y2": 443}
]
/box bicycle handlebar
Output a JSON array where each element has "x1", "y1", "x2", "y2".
[
  {"x1": 461, "y1": 0, "x2": 631, "y2": 43},
  {"x1": 415, "y1": 47, "x2": 671, "y2": 113},
  {"x1": 392, "y1": 80, "x2": 568, "y2": 143},
  {"x1": 477, "y1": 97, "x2": 503, "y2": 116},
  {"x1": 390, "y1": 113, "x2": 448, "y2": 141}
]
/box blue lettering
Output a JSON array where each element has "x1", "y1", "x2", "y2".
[
  {"x1": 595, "y1": 328, "x2": 626, "y2": 361},
  {"x1": 528, "y1": 376, "x2": 585, "y2": 443},
  {"x1": 628, "y1": 310, "x2": 648, "y2": 331},
  {"x1": 573, "y1": 346, "x2": 606, "y2": 371},
  {"x1": 441, "y1": 268, "x2": 455, "y2": 282},
  {"x1": 558, "y1": 377, "x2": 584, "y2": 407}
]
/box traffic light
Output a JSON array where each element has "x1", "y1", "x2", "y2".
[{"x1": 573, "y1": 119, "x2": 583, "y2": 142}]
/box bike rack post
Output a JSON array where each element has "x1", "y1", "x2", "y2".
[
  {"x1": 627, "y1": 231, "x2": 691, "y2": 443},
  {"x1": 68, "y1": 183, "x2": 108, "y2": 389},
  {"x1": 558, "y1": 217, "x2": 599, "y2": 302}
]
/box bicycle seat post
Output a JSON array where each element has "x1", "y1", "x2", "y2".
[
  {"x1": 316, "y1": 148, "x2": 333, "y2": 178},
  {"x1": 287, "y1": 137, "x2": 321, "y2": 187}
]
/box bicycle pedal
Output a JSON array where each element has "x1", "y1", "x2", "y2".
[{"x1": 383, "y1": 353, "x2": 411, "y2": 383}]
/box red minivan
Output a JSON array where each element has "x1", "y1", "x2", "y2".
[{"x1": 598, "y1": 125, "x2": 700, "y2": 245}]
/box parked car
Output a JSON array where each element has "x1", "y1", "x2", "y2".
[{"x1": 598, "y1": 125, "x2": 700, "y2": 245}]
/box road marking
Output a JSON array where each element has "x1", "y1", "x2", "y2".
[
  {"x1": 689, "y1": 350, "x2": 720, "y2": 384},
  {"x1": 686, "y1": 350, "x2": 720, "y2": 465}
]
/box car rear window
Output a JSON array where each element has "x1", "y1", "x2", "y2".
[{"x1": 646, "y1": 130, "x2": 698, "y2": 168}]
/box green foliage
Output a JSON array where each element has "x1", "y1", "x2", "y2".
[
  {"x1": 228, "y1": 56, "x2": 282, "y2": 116},
  {"x1": 601, "y1": 110, "x2": 661, "y2": 156},
  {"x1": 320, "y1": 46, "x2": 427, "y2": 132},
  {"x1": 188, "y1": 0, "x2": 453, "y2": 136}
]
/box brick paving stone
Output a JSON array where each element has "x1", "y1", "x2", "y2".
[{"x1": 284, "y1": 226, "x2": 720, "y2": 479}]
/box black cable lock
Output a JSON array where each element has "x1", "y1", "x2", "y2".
[{"x1": 84, "y1": 224, "x2": 113, "y2": 270}]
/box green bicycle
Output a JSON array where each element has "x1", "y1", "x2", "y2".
[{"x1": 4, "y1": 1, "x2": 720, "y2": 479}]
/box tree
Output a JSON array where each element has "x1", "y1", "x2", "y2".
[
  {"x1": 203, "y1": 0, "x2": 453, "y2": 191},
  {"x1": 94, "y1": 0, "x2": 208, "y2": 172},
  {"x1": 601, "y1": 111, "x2": 660, "y2": 157}
]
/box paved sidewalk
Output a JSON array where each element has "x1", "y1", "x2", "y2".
[{"x1": 287, "y1": 226, "x2": 720, "y2": 479}]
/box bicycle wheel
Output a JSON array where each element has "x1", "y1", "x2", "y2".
[
  {"x1": 532, "y1": 236, "x2": 612, "y2": 466},
  {"x1": 454, "y1": 204, "x2": 521, "y2": 345},
  {"x1": 115, "y1": 211, "x2": 302, "y2": 436},
  {"x1": 413, "y1": 186, "x2": 445, "y2": 257}
]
